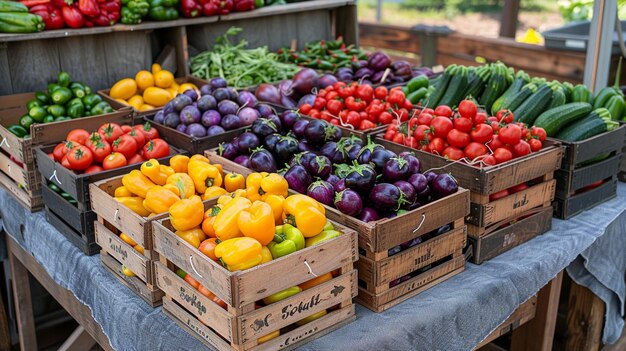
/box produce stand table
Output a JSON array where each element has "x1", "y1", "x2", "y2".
[{"x1": 2, "y1": 183, "x2": 625, "y2": 350}]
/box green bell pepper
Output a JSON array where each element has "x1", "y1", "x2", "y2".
[
  {"x1": 47, "y1": 104, "x2": 66, "y2": 118},
  {"x1": 605, "y1": 95, "x2": 625, "y2": 121},
  {"x1": 7, "y1": 125, "x2": 27, "y2": 138},
  {"x1": 262, "y1": 286, "x2": 301, "y2": 305},
  {"x1": 28, "y1": 106, "x2": 47, "y2": 122},
  {"x1": 82, "y1": 94, "x2": 102, "y2": 110},
  {"x1": 121, "y1": 0, "x2": 149, "y2": 24},
  {"x1": 148, "y1": 0, "x2": 179, "y2": 21},
  {"x1": 305, "y1": 230, "x2": 341, "y2": 247},
  {"x1": 51, "y1": 87, "x2": 72, "y2": 105},
  {"x1": 268, "y1": 224, "x2": 305, "y2": 259},
  {"x1": 19, "y1": 115, "x2": 34, "y2": 129}
]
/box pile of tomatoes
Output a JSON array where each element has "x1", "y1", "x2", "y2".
[
  {"x1": 49, "y1": 122, "x2": 171, "y2": 173},
  {"x1": 300, "y1": 82, "x2": 414, "y2": 131},
  {"x1": 382, "y1": 100, "x2": 547, "y2": 166}
]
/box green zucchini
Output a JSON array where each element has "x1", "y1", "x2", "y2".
[
  {"x1": 491, "y1": 71, "x2": 528, "y2": 113},
  {"x1": 593, "y1": 86, "x2": 618, "y2": 109},
  {"x1": 605, "y1": 95, "x2": 625, "y2": 120},
  {"x1": 547, "y1": 87, "x2": 566, "y2": 110},
  {"x1": 503, "y1": 83, "x2": 537, "y2": 112},
  {"x1": 555, "y1": 108, "x2": 615, "y2": 141},
  {"x1": 479, "y1": 64, "x2": 509, "y2": 114},
  {"x1": 562, "y1": 82, "x2": 574, "y2": 102},
  {"x1": 571, "y1": 84, "x2": 593, "y2": 104},
  {"x1": 533, "y1": 102, "x2": 593, "y2": 136},
  {"x1": 438, "y1": 66, "x2": 469, "y2": 107},
  {"x1": 513, "y1": 84, "x2": 553, "y2": 125},
  {"x1": 464, "y1": 66, "x2": 490, "y2": 100},
  {"x1": 0, "y1": 1, "x2": 28, "y2": 12},
  {"x1": 425, "y1": 65, "x2": 455, "y2": 108}
]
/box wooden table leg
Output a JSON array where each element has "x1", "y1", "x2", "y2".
[
  {"x1": 511, "y1": 270, "x2": 564, "y2": 351},
  {"x1": 8, "y1": 247, "x2": 37, "y2": 351},
  {"x1": 565, "y1": 280, "x2": 605, "y2": 351},
  {"x1": 0, "y1": 288, "x2": 11, "y2": 351}
]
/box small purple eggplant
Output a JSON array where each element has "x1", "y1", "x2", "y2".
[
  {"x1": 236, "y1": 132, "x2": 260, "y2": 154},
  {"x1": 249, "y1": 148, "x2": 277, "y2": 173},
  {"x1": 234, "y1": 155, "x2": 250, "y2": 167},
  {"x1": 383, "y1": 157, "x2": 411, "y2": 182},
  {"x1": 334, "y1": 179, "x2": 347, "y2": 192},
  {"x1": 369, "y1": 183, "x2": 405, "y2": 211},
  {"x1": 345, "y1": 163, "x2": 377, "y2": 194},
  {"x1": 334, "y1": 189, "x2": 363, "y2": 216},
  {"x1": 305, "y1": 155, "x2": 332, "y2": 179},
  {"x1": 394, "y1": 180, "x2": 416, "y2": 205},
  {"x1": 325, "y1": 173, "x2": 340, "y2": 186},
  {"x1": 218, "y1": 142, "x2": 239, "y2": 160},
  {"x1": 431, "y1": 174, "x2": 458, "y2": 199},
  {"x1": 399, "y1": 152, "x2": 421, "y2": 174},
  {"x1": 284, "y1": 164, "x2": 312, "y2": 194},
  {"x1": 251, "y1": 117, "x2": 279, "y2": 137},
  {"x1": 371, "y1": 148, "x2": 396, "y2": 171},
  {"x1": 256, "y1": 104, "x2": 274, "y2": 118},
  {"x1": 424, "y1": 171, "x2": 437, "y2": 183},
  {"x1": 292, "y1": 119, "x2": 310, "y2": 139},
  {"x1": 280, "y1": 110, "x2": 300, "y2": 129},
  {"x1": 359, "y1": 207, "x2": 380, "y2": 223},
  {"x1": 307, "y1": 180, "x2": 335, "y2": 206},
  {"x1": 274, "y1": 136, "x2": 300, "y2": 164},
  {"x1": 264, "y1": 133, "x2": 281, "y2": 152},
  {"x1": 408, "y1": 173, "x2": 428, "y2": 193}
]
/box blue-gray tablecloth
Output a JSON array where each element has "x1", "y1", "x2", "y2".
[{"x1": 1, "y1": 183, "x2": 625, "y2": 351}]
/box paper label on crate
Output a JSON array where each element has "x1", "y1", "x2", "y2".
[{"x1": 564, "y1": 39, "x2": 585, "y2": 49}]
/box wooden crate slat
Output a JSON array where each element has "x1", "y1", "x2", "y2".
[
  {"x1": 95, "y1": 220, "x2": 150, "y2": 283},
  {"x1": 556, "y1": 124, "x2": 626, "y2": 170},
  {"x1": 100, "y1": 251, "x2": 163, "y2": 307},
  {"x1": 41, "y1": 183, "x2": 95, "y2": 237},
  {"x1": 555, "y1": 154, "x2": 622, "y2": 197},
  {"x1": 553, "y1": 177, "x2": 618, "y2": 219},
  {"x1": 44, "y1": 207, "x2": 100, "y2": 256},
  {"x1": 0, "y1": 151, "x2": 38, "y2": 193},
  {"x1": 0, "y1": 166, "x2": 42, "y2": 211}
]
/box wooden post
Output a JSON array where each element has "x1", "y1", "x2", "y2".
[
  {"x1": 0, "y1": 287, "x2": 10, "y2": 351},
  {"x1": 8, "y1": 250, "x2": 36, "y2": 351},
  {"x1": 511, "y1": 271, "x2": 563, "y2": 351},
  {"x1": 565, "y1": 281, "x2": 605, "y2": 351},
  {"x1": 499, "y1": 0, "x2": 520, "y2": 38}
]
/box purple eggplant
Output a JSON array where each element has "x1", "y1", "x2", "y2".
[
  {"x1": 431, "y1": 174, "x2": 458, "y2": 199},
  {"x1": 212, "y1": 88, "x2": 230, "y2": 102},
  {"x1": 264, "y1": 133, "x2": 281, "y2": 152},
  {"x1": 305, "y1": 155, "x2": 332, "y2": 179},
  {"x1": 236, "y1": 132, "x2": 260, "y2": 154},
  {"x1": 218, "y1": 100, "x2": 239, "y2": 116},
  {"x1": 369, "y1": 183, "x2": 404, "y2": 211},
  {"x1": 304, "y1": 119, "x2": 338, "y2": 146},
  {"x1": 351, "y1": 59, "x2": 368, "y2": 70},
  {"x1": 291, "y1": 152, "x2": 316, "y2": 168},
  {"x1": 383, "y1": 157, "x2": 411, "y2": 182},
  {"x1": 201, "y1": 110, "x2": 221, "y2": 127},
  {"x1": 394, "y1": 180, "x2": 416, "y2": 205},
  {"x1": 297, "y1": 94, "x2": 316, "y2": 108},
  {"x1": 183, "y1": 89, "x2": 198, "y2": 101},
  {"x1": 325, "y1": 173, "x2": 340, "y2": 186},
  {"x1": 206, "y1": 125, "x2": 225, "y2": 136},
  {"x1": 173, "y1": 94, "x2": 193, "y2": 112},
  {"x1": 238, "y1": 107, "x2": 260, "y2": 126},
  {"x1": 408, "y1": 173, "x2": 428, "y2": 194},
  {"x1": 357, "y1": 142, "x2": 383, "y2": 164},
  {"x1": 292, "y1": 119, "x2": 309, "y2": 139},
  {"x1": 333, "y1": 163, "x2": 352, "y2": 178},
  {"x1": 221, "y1": 114, "x2": 241, "y2": 130},
  {"x1": 424, "y1": 171, "x2": 437, "y2": 183},
  {"x1": 163, "y1": 112, "x2": 180, "y2": 128},
  {"x1": 346, "y1": 142, "x2": 363, "y2": 161},
  {"x1": 280, "y1": 95, "x2": 297, "y2": 109},
  {"x1": 368, "y1": 51, "x2": 391, "y2": 71},
  {"x1": 256, "y1": 104, "x2": 274, "y2": 118},
  {"x1": 416, "y1": 186, "x2": 431, "y2": 203},
  {"x1": 392, "y1": 60, "x2": 412, "y2": 77},
  {"x1": 298, "y1": 139, "x2": 316, "y2": 152},
  {"x1": 218, "y1": 142, "x2": 239, "y2": 160},
  {"x1": 371, "y1": 70, "x2": 386, "y2": 84},
  {"x1": 226, "y1": 88, "x2": 238, "y2": 101},
  {"x1": 371, "y1": 148, "x2": 396, "y2": 171},
  {"x1": 249, "y1": 148, "x2": 277, "y2": 173},
  {"x1": 307, "y1": 180, "x2": 335, "y2": 206},
  {"x1": 318, "y1": 74, "x2": 338, "y2": 88},
  {"x1": 334, "y1": 189, "x2": 363, "y2": 216},
  {"x1": 291, "y1": 68, "x2": 319, "y2": 95},
  {"x1": 284, "y1": 164, "x2": 312, "y2": 194},
  {"x1": 280, "y1": 110, "x2": 300, "y2": 129},
  {"x1": 359, "y1": 207, "x2": 380, "y2": 223},
  {"x1": 176, "y1": 124, "x2": 187, "y2": 133},
  {"x1": 345, "y1": 163, "x2": 377, "y2": 194},
  {"x1": 267, "y1": 114, "x2": 282, "y2": 132},
  {"x1": 200, "y1": 84, "x2": 211, "y2": 96},
  {"x1": 237, "y1": 90, "x2": 257, "y2": 107},
  {"x1": 186, "y1": 123, "x2": 206, "y2": 138},
  {"x1": 210, "y1": 77, "x2": 227, "y2": 89},
  {"x1": 251, "y1": 118, "x2": 279, "y2": 137},
  {"x1": 334, "y1": 179, "x2": 347, "y2": 192},
  {"x1": 153, "y1": 110, "x2": 165, "y2": 124},
  {"x1": 197, "y1": 94, "x2": 217, "y2": 112},
  {"x1": 180, "y1": 105, "x2": 201, "y2": 125},
  {"x1": 354, "y1": 67, "x2": 373, "y2": 80},
  {"x1": 234, "y1": 155, "x2": 250, "y2": 167},
  {"x1": 274, "y1": 136, "x2": 299, "y2": 164},
  {"x1": 399, "y1": 152, "x2": 421, "y2": 174}
]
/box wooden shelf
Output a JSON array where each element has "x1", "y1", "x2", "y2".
[{"x1": 0, "y1": 0, "x2": 354, "y2": 42}]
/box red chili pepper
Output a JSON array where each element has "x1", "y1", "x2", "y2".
[
  {"x1": 20, "y1": 0, "x2": 51, "y2": 8},
  {"x1": 234, "y1": 0, "x2": 253, "y2": 11},
  {"x1": 61, "y1": 5, "x2": 84, "y2": 28},
  {"x1": 30, "y1": 4, "x2": 65, "y2": 29},
  {"x1": 181, "y1": 0, "x2": 202, "y2": 17},
  {"x1": 98, "y1": 0, "x2": 119, "y2": 13}
]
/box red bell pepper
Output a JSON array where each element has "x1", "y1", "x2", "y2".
[
  {"x1": 30, "y1": 4, "x2": 65, "y2": 29},
  {"x1": 78, "y1": 0, "x2": 99, "y2": 16},
  {"x1": 61, "y1": 4, "x2": 84, "y2": 28},
  {"x1": 199, "y1": 0, "x2": 217, "y2": 16},
  {"x1": 181, "y1": 0, "x2": 202, "y2": 17},
  {"x1": 214, "y1": 0, "x2": 233, "y2": 14},
  {"x1": 87, "y1": 0, "x2": 119, "y2": 26},
  {"x1": 20, "y1": 0, "x2": 52, "y2": 8},
  {"x1": 52, "y1": 0, "x2": 73, "y2": 7},
  {"x1": 99, "y1": 0, "x2": 120, "y2": 13},
  {"x1": 233, "y1": 0, "x2": 253, "y2": 12}
]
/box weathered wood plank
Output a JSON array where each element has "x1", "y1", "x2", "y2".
[
  {"x1": 8, "y1": 40, "x2": 60, "y2": 93},
  {"x1": 565, "y1": 281, "x2": 604, "y2": 351},
  {"x1": 359, "y1": 23, "x2": 420, "y2": 54},
  {"x1": 0, "y1": 43, "x2": 12, "y2": 95},
  {"x1": 9, "y1": 246, "x2": 37, "y2": 351},
  {"x1": 57, "y1": 36, "x2": 108, "y2": 90},
  {"x1": 102, "y1": 32, "x2": 152, "y2": 89}
]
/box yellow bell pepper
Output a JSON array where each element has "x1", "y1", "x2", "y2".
[
  {"x1": 245, "y1": 173, "x2": 265, "y2": 202},
  {"x1": 202, "y1": 206, "x2": 220, "y2": 238},
  {"x1": 296, "y1": 310, "x2": 327, "y2": 326},
  {"x1": 264, "y1": 194, "x2": 285, "y2": 225},
  {"x1": 169, "y1": 195, "x2": 204, "y2": 232},
  {"x1": 188, "y1": 160, "x2": 223, "y2": 194},
  {"x1": 169, "y1": 155, "x2": 190, "y2": 173},
  {"x1": 214, "y1": 237, "x2": 262, "y2": 271},
  {"x1": 143, "y1": 186, "x2": 180, "y2": 214},
  {"x1": 214, "y1": 197, "x2": 251, "y2": 241},
  {"x1": 134, "y1": 245, "x2": 144, "y2": 255},
  {"x1": 224, "y1": 173, "x2": 245, "y2": 192},
  {"x1": 232, "y1": 189, "x2": 247, "y2": 198},
  {"x1": 122, "y1": 170, "x2": 155, "y2": 198},
  {"x1": 260, "y1": 173, "x2": 288, "y2": 200},
  {"x1": 214, "y1": 163, "x2": 224, "y2": 180},
  {"x1": 140, "y1": 159, "x2": 163, "y2": 184},
  {"x1": 283, "y1": 194, "x2": 326, "y2": 238},
  {"x1": 260, "y1": 246, "x2": 272, "y2": 264},
  {"x1": 217, "y1": 195, "x2": 233, "y2": 206},
  {"x1": 237, "y1": 201, "x2": 275, "y2": 246},
  {"x1": 203, "y1": 186, "x2": 228, "y2": 200},
  {"x1": 175, "y1": 227, "x2": 205, "y2": 248},
  {"x1": 298, "y1": 272, "x2": 333, "y2": 290},
  {"x1": 190, "y1": 154, "x2": 210, "y2": 163},
  {"x1": 115, "y1": 196, "x2": 151, "y2": 217},
  {"x1": 160, "y1": 165, "x2": 175, "y2": 179},
  {"x1": 114, "y1": 186, "x2": 133, "y2": 197},
  {"x1": 166, "y1": 173, "x2": 195, "y2": 199}
]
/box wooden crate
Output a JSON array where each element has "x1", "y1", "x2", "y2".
[
  {"x1": 555, "y1": 153, "x2": 622, "y2": 199},
  {"x1": 36, "y1": 144, "x2": 183, "y2": 211},
  {"x1": 153, "y1": 203, "x2": 358, "y2": 350},
  {"x1": 98, "y1": 76, "x2": 209, "y2": 118},
  {"x1": 553, "y1": 177, "x2": 618, "y2": 219},
  {"x1": 0, "y1": 148, "x2": 42, "y2": 211},
  {"x1": 620, "y1": 144, "x2": 626, "y2": 182},
  {"x1": 467, "y1": 206, "x2": 553, "y2": 264},
  {"x1": 554, "y1": 124, "x2": 626, "y2": 172},
  {"x1": 41, "y1": 182, "x2": 99, "y2": 255}
]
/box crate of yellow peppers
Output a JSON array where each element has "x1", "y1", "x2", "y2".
[
  {"x1": 150, "y1": 173, "x2": 359, "y2": 350},
  {"x1": 88, "y1": 153, "x2": 250, "y2": 306}
]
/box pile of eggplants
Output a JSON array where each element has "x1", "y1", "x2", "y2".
[
  {"x1": 148, "y1": 77, "x2": 261, "y2": 138},
  {"x1": 334, "y1": 51, "x2": 435, "y2": 86},
  {"x1": 218, "y1": 109, "x2": 459, "y2": 221}
]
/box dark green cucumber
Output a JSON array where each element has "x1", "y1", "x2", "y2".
[
  {"x1": 571, "y1": 84, "x2": 593, "y2": 104},
  {"x1": 491, "y1": 72, "x2": 528, "y2": 113},
  {"x1": 562, "y1": 82, "x2": 574, "y2": 102},
  {"x1": 593, "y1": 86, "x2": 618, "y2": 109},
  {"x1": 547, "y1": 87, "x2": 566, "y2": 109},
  {"x1": 513, "y1": 84, "x2": 553, "y2": 125},
  {"x1": 533, "y1": 102, "x2": 593, "y2": 136},
  {"x1": 438, "y1": 66, "x2": 469, "y2": 107},
  {"x1": 503, "y1": 83, "x2": 537, "y2": 112},
  {"x1": 425, "y1": 65, "x2": 455, "y2": 108},
  {"x1": 479, "y1": 64, "x2": 509, "y2": 114},
  {"x1": 555, "y1": 109, "x2": 612, "y2": 141}
]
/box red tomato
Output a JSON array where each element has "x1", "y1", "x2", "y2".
[
  {"x1": 112, "y1": 134, "x2": 138, "y2": 159},
  {"x1": 88, "y1": 139, "x2": 111, "y2": 163},
  {"x1": 464, "y1": 142, "x2": 488, "y2": 160},
  {"x1": 127, "y1": 153, "x2": 144, "y2": 165},
  {"x1": 66, "y1": 129, "x2": 90, "y2": 145},
  {"x1": 63, "y1": 140, "x2": 78, "y2": 155},
  {"x1": 384, "y1": 131, "x2": 395, "y2": 141},
  {"x1": 428, "y1": 137, "x2": 446, "y2": 155},
  {"x1": 443, "y1": 146, "x2": 464, "y2": 160},
  {"x1": 512, "y1": 140, "x2": 531, "y2": 157},
  {"x1": 529, "y1": 138, "x2": 542, "y2": 152},
  {"x1": 84, "y1": 165, "x2": 104, "y2": 174},
  {"x1": 431, "y1": 116, "x2": 454, "y2": 138},
  {"x1": 489, "y1": 189, "x2": 510, "y2": 201},
  {"x1": 345, "y1": 97, "x2": 367, "y2": 112},
  {"x1": 135, "y1": 123, "x2": 159, "y2": 141},
  {"x1": 66, "y1": 145, "x2": 93, "y2": 171},
  {"x1": 345, "y1": 111, "x2": 361, "y2": 126},
  {"x1": 458, "y1": 100, "x2": 477, "y2": 119},
  {"x1": 403, "y1": 98, "x2": 413, "y2": 111},
  {"x1": 488, "y1": 116, "x2": 498, "y2": 123},
  {"x1": 482, "y1": 155, "x2": 497, "y2": 166},
  {"x1": 85, "y1": 132, "x2": 104, "y2": 148},
  {"x1": 530, "y1": 126, "x2": 547, "y2": 142},
  {"x1": 356, "y1": 84, "x2": 374, "y2": 102},
  {"x1": 498, "y1": 124, "x2": 522, "y2": 145},
  {"x1": 143, "y1": 138, "x2": 170, "y2": 159},
  {"x1": 121, "y1": 125, "x2": 132, "y2": 133},
  {"x1": 488, "y1": 135, "x2": 505, "y2": 150},
  {"x1": 447, "y1": 129, "x2": 471, "y2": 148},
  {"x1": 414, "y1": 124, "x2": 431, "y2": 142},
  {"x1": 359, "y1": 119, "x2": 376, "y2": 130},
  {"x1": 422, "y1": 108, "x2": 435, "y2": 115},
  {"x1": 496, "y1": 109, "x2": 514, "y2": 124},
  {"x1": 434, "y1": 105, "x2": 453, "y2": 117},
  {"x1": 396, "y1": 108, "x2": 409, "y2": 122},
  {"x1": 102, "y1": 152, "x2": 128, "y2": 170},
  {"x1": 313, "y1": 97, "x2": 327, "y2": 110},
  {"x1": 53, "y1": 143, "x2": 67, "y2": 162},
  {"x1": 127, "y1": 128, "x2": 145, "y2": 148},
  {"x1": 378, "y1": 111, "x2": 393, "y2": 125},
  {"x1": 470, "y1": 123, "x2": 494, "y2": 144},
  {"x1": 493, "y1": 147, "x2": 513, "y2": 164},
  {"x1": 338, "y1": 85, "x2": 355, "y2": 99},
  {"x1": 417, "y1": 112, "x2": 434, "y2": 126},
  {"x1": 61, "y1": 155, "x2": 71, "y2": 169},
  {"x1": 326, "y1": 99, "x2": 343, "y2": 116},
  {"x1": 392, "y1": 133, "x2": 405, "y2": 145},
  {"x1": 473, "y1": 112, "x2": 487, "y2": 125},
  {"x1": 300, "y1": 104, "x2": 312, "y2": 115},
  {"x1": 490, "y1": 121, "x2": 501, "y2": 133},
  {"x1": 453, "y1": 117, "x2": 473, "y2": 133},
  {"x1": 387, "y1": 90, "x2": 405, "y2": 105},
  {"x1": 404, "y1": 136, "x2": 418, "y2": 148},
  {"x1": 509, "y1": 183, "x2": 530, "y2": 194},
  {"x1": 374, "y1": 86, "x2": 388, "y2": 100},
  {"x1": 98, "y1": 123, "x2": 124, "y2": 144}
]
